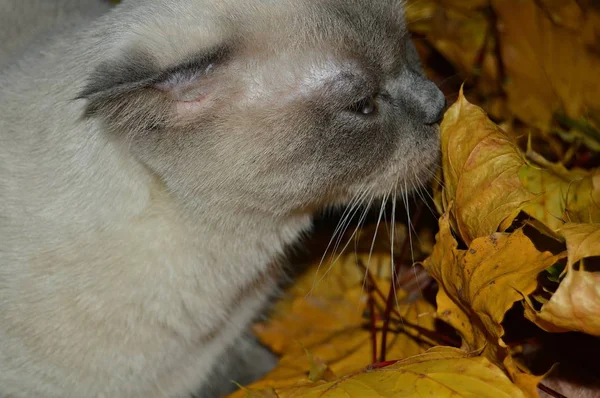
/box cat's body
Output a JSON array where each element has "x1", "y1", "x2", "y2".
[
  {"x1": 0, "y1": 0, "x2": 113, "y2": 69},
  {"x1": 0, "y1": 1, "x2": 444, "y2": 396}
]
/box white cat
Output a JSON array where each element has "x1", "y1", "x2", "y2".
[{"x1": 0, "y1": 0, "x2": 445, "y2": 396}]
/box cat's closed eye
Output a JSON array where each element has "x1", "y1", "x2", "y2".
[{"x1": 347, "y1": 96, "x2": 377, "y2": 115}]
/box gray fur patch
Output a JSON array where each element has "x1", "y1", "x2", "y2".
[{"x1": 79, "y1": 45, "x2": 232, "y2": 115}]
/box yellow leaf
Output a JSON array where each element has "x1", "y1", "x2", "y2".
[
  {"x1": 423, "y1": 211, "x2": 556, "y2": 396},
  {"x1": 560, "y1": 223, "x2": 600, "y2": 266},
  {"x1": 442, "y1": 92, "x2": 600, "y2": 240},
  {"x1": 519, "y1": 158, "x2": 600, "y2": 228},
  {"x1": 254, "y1": 262, "x2": 438, "y2": 376},
  {"x1": 525, "y1": 223, "x2": 600, "y2": 336},
  {"x1": 235, "y1": 347, "x2": 525, "y2": 398},
  {"x1": 426, "y1": 7, "x2": 489, "y2": 77},
  {"x1": 441, "y1": 91, "x2": 533, "y2": 243},
  {"x1": 535, "y1": 0, "x2": 585, "y2": 31},
  {"x1": 230, "y1": 250, "x2": 440, "y2": 396},
  {"x1": 492, "y1": 0, "x2": 600, "y2": 132}
]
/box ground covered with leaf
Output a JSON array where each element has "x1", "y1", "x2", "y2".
[{"x1": 230, "y1": 1, "x2": 600, "y2": 397}]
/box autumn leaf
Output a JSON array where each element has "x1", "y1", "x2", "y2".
[
  {"x1": 407, "y1": 0, "x2": 600, "y2": 143},
  {"x1": 425, "y1": 7, "x2": 489, "y2": 78},
  {"x1": 224, "y1": 246, "x2": 445, "y2": 398},
  {"x1": 252, "y1": 254, "x2": 438, "y2": 375},
  {"x1": 492, "y1": 0, "x2": 600, "y2": 133},
  {"x1": 441, "y1": 91, "x2": 600, "y2": 240},
  {"x1": 525, "y1": 223, "x2": 600, "y2": 336},
  {"x1": 440, "y1": 90, "x2": 534, "y2": 243},
  {"x1": 561, "y1": 223, "x2": 600, "y2": 267},
  {"x1": 235, "y1": 347, "x2": 525, "y2": 398},
  {"x1": 423, "y1": 211, "x2": 554, "y2": 396},
  {"x1": 519, "y1": 160, "x2": 600, "y2": 230}
]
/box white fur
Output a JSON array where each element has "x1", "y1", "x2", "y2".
[
  {"x1": 0, "y1": 1, "x2": 311, "y2": 397},
  {"x1": 0, "y1": 0, "x2": 443, "y2": 396}
]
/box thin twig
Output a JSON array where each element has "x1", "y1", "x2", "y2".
[
  {"x1": 538, "y1": 382, "x2": 568, "y2": 398},
  {"x1": 367, "y1": 280, "x2": 378, "y2": 364},
  {"x1": 357, "y1": 259, "x2": 461, "y2": 349}
]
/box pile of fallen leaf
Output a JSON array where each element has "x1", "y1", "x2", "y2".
[{"x1": 230, "y1": 1, "x2": 600, "y2": 397}]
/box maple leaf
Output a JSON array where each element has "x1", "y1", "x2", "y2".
[
  {"x1": 441, "y1": 90, "x2": 600, "y2": 240},
  {"x1": 236, "y1": 347, "x2": 525, "y2": 398},
  {"x1": 519, "y1": 157, "x2": 600, "y2": 230},
  {"x1": 440, "y1": 90, "x2": 534, "y2": 243},
  {"x1": 492, "y1": 0, "x2": 600, "y2": 133},
  {"x1": 423, "y1": 211, "x2": 552, "y2": 397},
  {"x1": 525, "y1": 223, "x2": 600, "y2": 336},
  {"x1": 248, "y1": 253, "x2": 439, "y2": 381}
]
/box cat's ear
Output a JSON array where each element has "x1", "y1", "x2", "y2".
[{"x1": 78, "y1": 45, "x2": 232, "y2": 132}]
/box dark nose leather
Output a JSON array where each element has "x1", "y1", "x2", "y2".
[
  {"x1": 425, "y1": 93, "x2": 446, "y2": 125},
  {"x1": 417, "y1": 79, "x2": 446, "y2": 125},
  {"x1": 397, "y1": 69, "x2": 447, "y2": 126}
]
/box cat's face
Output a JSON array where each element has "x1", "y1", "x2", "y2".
[{"x1": 82, "y1": 0, "x2": 445, "y2": 216}]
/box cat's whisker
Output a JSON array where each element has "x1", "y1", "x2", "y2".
[
  {"x1": 329, "y1": 188, "x2": 372, "y2": 261},
  {"x1": 361, "y1": 190, "x2": 389, "y2": 297},
  {"x1": 312, "y1": 190, "x2": 365, "y2": 290},
  {"x1": 412, "y1": 169, "x2": 437, "y2": 217},
  {"x1": 326, "y1": 189, "x2": 375, "y2": 278},
  {"x1": 391, "y1": 183, "x2": 403, "y2": 318},
  {"x1": 310, "y1": 187, "x2": 371, "y2": 295},
  {"x1": 404, "y1": 181, "x2": 426, "y2": 299}
]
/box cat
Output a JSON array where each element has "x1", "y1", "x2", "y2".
[{"x1": 0, "y1": 0, "x2": 445, "y2": 396}]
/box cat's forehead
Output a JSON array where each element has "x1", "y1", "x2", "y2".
[
  {"x1": 244, "y1": 0, "x2": 409, "y2": 71},
  {"x1": 116, "y1": 0, "x2": 408, "y2": 75}
]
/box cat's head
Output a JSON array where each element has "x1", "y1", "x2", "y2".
[{"x1": 81, "y1": 0, "x2": 445, "y2": 216}]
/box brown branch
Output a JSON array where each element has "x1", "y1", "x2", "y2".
[
  {"x1": 367, "y1": 280, "x2": 378, "y2": 364},
  {"x1": 538, "y1": 382, "x2": 568, "y2": 398},
  {"x1": 357, "y1": 259, "x2": 461, "y2": 349}
]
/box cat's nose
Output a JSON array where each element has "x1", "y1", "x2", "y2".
[
  {"x1": 398, "y1": 70, "x2": 447, "y2": 126},
  {"x1": 421, "y1": 82, "x2": 447, "y2": 125},
  {"x1": 393, "y1": 70, "x2": 447, "y2": 126}
]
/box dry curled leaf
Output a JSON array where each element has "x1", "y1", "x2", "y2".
[
  {"x1": 441, "y1": 91, "x2": 600, "y2": 240},
  {"x1": 519, "y1": 153, "x2": 600, "y2": 229},
  {"x1": 492, "y1": 0, "x2": 600, "y2": 133},
  {"x1": 525, "y1": 223, "x2": 600, "y2": 336},
  {"x1": 423, "y1": 211, "x2": 554, "y2": 396},
  {"x1": 440, "y1": 91, "x2": 533, "y2": 243}
]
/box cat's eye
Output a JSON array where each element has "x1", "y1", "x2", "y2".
[{"x1": 347, "y1": 97, "x2": 376, "y2": 115}]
